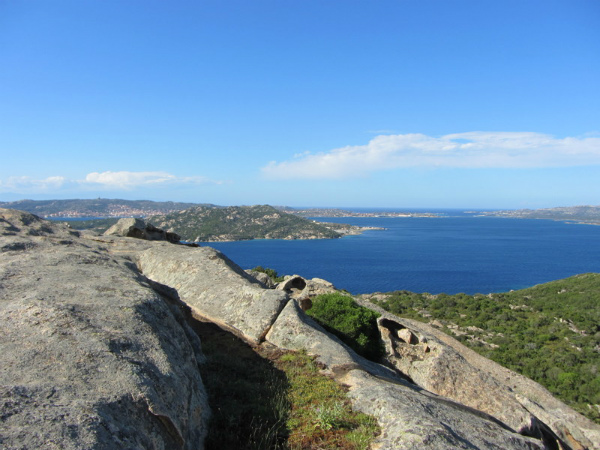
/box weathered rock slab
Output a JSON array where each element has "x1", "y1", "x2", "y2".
[
  {"x1": 0, "y1": 209, "x2": 209, "y2": 450},
  {"x1": 137, "y1": 245, "x2": 289, "y2": 343},
  {"x1": 342, "y1": 369, "x2": 546, "y2": 450},
  {"x1": 267, "y1": 299, "x2": 549, "y2": 450}
]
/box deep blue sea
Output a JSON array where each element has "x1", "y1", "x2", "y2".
[{"x1": 200, "y1": 210, "x2": 600, "y2": 295}]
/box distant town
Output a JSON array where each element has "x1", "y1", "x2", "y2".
[
  {"x1": 0, "y1": 199, "x2": 202, "y2": 218},
  {"x1": 42, "y1": 205, "x2": 164, "y2": 218},
  {"x1": 478, "y1": 205, "x2": 600, "y2": 225}
]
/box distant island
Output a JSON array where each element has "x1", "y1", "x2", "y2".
[
  {"x1": 149, "y1": 205, "x2": 379, "y2": 242},
  {"x1": 279, "y1": 206, "x2": 441, "y2": 218},
  {"x1": 478, "y1": 205, "x2": 600, "y2": 225}
]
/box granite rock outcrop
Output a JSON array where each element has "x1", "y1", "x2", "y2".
[
  {"x1": 362, "y1": 304, "x2": 600, "y2": 450},
  {"x1": 0, "y1": 209, "x2": 208, "y2": 450},
  {"x1": 137, "y1": 245, "x2": 289, "y2": 344},
  {"x1": 245, "y1": 269, "x2": 277, "y2": 288}
]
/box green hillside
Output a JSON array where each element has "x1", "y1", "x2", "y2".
[
  {"x1": 150, "y1": 205, "x2": 342, "y2": 241},
  {"x1": 368, "y1": 273, "x2": 600, "y2": 423}
]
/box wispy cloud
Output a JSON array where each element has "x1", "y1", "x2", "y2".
[
  {"x1": 0, "y1": 171, "x2": 221, "y2": 194},
  {"x1": 82, "y1": 171, "x2": 218, "y2": 189},
  {"x1": 0, "y1": 175, "x2": 67, "y2": 191},
  {"x1": 261, "y1": 132, "x2": 600, "y2": 180}
]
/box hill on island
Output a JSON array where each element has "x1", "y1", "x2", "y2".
[{"x1": 150, "y1": 205, "x2": 342, "y2": 242}]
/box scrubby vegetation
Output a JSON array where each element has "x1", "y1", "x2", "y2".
[
  {"x1": 193, "y1": 319, "x2": 379, "y2": 450},
  {"x1": 369, "y1": 273, "x2": 600, "y2": 423},
  {"x1": 307, "y1": 293, "x2": 385, "y2": 361}
]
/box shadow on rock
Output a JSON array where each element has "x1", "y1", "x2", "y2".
[{"x1": 189, "y1": 317, "x2": 291, "y2": 450}]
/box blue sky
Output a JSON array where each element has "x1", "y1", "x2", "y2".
[{"x1": 1, "y1": 0, "x2": 599, "y2": 209}]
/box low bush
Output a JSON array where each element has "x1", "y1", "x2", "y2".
[{"x1": 307, "y1": 293, "x2": 385, "y2": 361}]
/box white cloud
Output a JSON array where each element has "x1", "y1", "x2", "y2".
[
  {"x1": 261, "y1": 132, "x2": 600, "y2": 179},
  {"x1": 0, "y1": 171, "x2": 220, "y2": 194},
  {"x1": 82, "y1": 171, "x2": 219, "y2": 189},
  {"x1": 84, "y1": 171, "x2": 178, "y2": 189},
  {"x1": 0, "y1": 175, "x2": 66, "y2": 191}
]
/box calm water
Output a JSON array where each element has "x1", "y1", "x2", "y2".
[{"x1": 199, "y1": 214, "x2": 600, "y2": 295}]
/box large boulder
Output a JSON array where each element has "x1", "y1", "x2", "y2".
[
  {"x1": 104, "y1": 217, "x2": 180, "y2": 243},
  {"x1": 275, "y1": 274, "x2": 338, "y2": 298},
  {"x1": 0, "y1": 209, "x2": 209, "y2": 450},
  {"x1": 137, "y1": 245, "x2": 289, "y2": 344}
]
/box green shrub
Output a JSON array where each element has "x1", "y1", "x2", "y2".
[{"x1": 307, "y1": 293, "x2": 384, "y2": 361}]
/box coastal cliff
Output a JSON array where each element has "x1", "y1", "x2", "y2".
[{"x1": 1, "y1": 208, "x2": 599, "y2": 449}]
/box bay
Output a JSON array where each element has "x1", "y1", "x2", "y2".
[{"x1": 200, "y1": 212, "x2": 600, "y2": 295}]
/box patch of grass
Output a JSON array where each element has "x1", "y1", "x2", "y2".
[
  {"x1": 191, "y1": 318, "x2": 379, "y2": 449},
  {"x1": 274, "y1": 350, "x2": 380, "y2": 450},
  {"x1": 313, "y1": 402, "x2": 345, "y2": 430}
]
